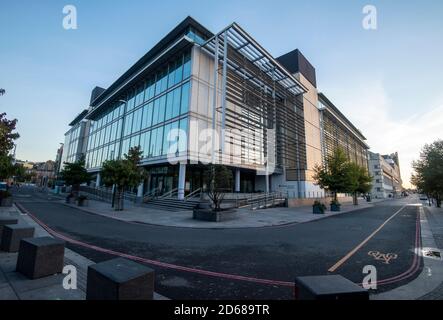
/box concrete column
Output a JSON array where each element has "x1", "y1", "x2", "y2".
[
  {"x1": 95, "y1": 173, "x2": 101, "y2": 188},
  {"x1": 235, "y1": 169, "x2": 241, "y2": 193},
  {"x1": 136, "y1": 182, "x2": 144, "y2": 204},
  {"x1": 178, "y1": 163, "x2": 186, "y2": 200}
]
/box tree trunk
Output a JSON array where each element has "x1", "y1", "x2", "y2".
[{"x1": 353, "y1": 193, "x2": 358, "y2": 205}]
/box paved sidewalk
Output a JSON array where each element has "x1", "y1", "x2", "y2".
[
  {"x1": 61, "y1": 197, "x2": 383, "y2": 229},
  {"x1": 418, "y1": 206, "x2": 443, "y2": 300},
  {"x1": 0, "y1": 205, "x2": 85, "y2": 300}
]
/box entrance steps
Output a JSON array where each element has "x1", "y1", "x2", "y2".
[{"x1": 142, "y1": 198, "x2": 201, "y2": 211}]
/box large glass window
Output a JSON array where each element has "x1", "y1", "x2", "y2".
[
  {"x1": 140, "y1": 130, "x2": 151, "y2": 158},
  {"x1": 183, "y1": 52, "x2": 191, "y2": 79},
  {"x1": 132, "y1": 107, "x2": 143, "y2": 133},
  {"x1": 135, "y1": 84, "x2": 145, "y2": 107},
  {"x1": 124, "y1": 112, "x2": 134, "y2": 136},
  {"x1": 180, "y1": 82, "x2": 190, "y2": 114},
  {"x1": 172, "y1": 86, "x2": 181, "y2": 118},
  {"x1": 142, "y1": 102, "x2": 153, "y2": 129},
  {"x1": 144, "y1": 77, "x2": 155, "y2": 102},
  {"x1": 127, "y1": 89, "x2": 136, "y2": 112}
]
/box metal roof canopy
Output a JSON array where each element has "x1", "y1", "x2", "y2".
[{"x1": 200, "y1": 23, "x2": 307, "y2": 96}]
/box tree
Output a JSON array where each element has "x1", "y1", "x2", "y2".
[
  {"x1": 13, "y1": 163, "x2": 26, "y2": 182},
  {"x1": 60, "y1": 157, "x2": 91, "y2": 196},
  {"x1": 0, "y1": 113, "x2": 19, "y2": 157},
  {"x1": 313, "y1": 148, "x2": 353, "y2": 203},
  {"x1": 101, "y1": 146, "x2": 146, "y2": 211},
  {"x1": 0, "y1": 154, "x2": 14, "y2": 180},
  {"x1": 347, "y1": 162, "x2": 373, "y2": 205},
  {"x1": 412, "y1": 140, "x2": 443, "y2": 208},
  {"x1": 204, "y1": 164, "x2": 233, "y2": 211}
]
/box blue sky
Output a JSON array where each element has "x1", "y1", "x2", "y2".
[{"x1": 1, "y1": 0, "x2": 443, "y2": 186}]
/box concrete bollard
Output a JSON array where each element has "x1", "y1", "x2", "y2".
[
  {"x1": 0, "y1": 217, "x2": 18, "y2": 242},
  {"x1": 16, "y1": 237, "x2": 65, "y2": 279},
  {"x1": 1, "y1": 224, "x2": 35, "y2": 252},
  {"x1": 86, "y1": 257, "x2": 155, "y2": 300},
  {"x1": 295, "y1": 275, "x2": 369, "y2": 300}
]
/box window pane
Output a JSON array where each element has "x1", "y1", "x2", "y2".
[
  {"x1": 144, "y1": 77, "x2": 155, "y2": 101},
  {"x1": 135, "y1": 84, "x2": 145, "y2": 107},
  {"x1": 165, "y1": 91, "x2": 174, "y2": 121},
  {"x1": 158, "y1": 95, "x2": 166, "y2": 123},
  {"x1": 174, "y1": 56, "x2": 183, "y2": 85},
  {"x1": 162, "y1": 123, "x2": 172, "y2": 156},
  {"x1": 152, "y1": 99, "x2": 159, "y2": 126},
  {"x1": 132, "y1": 108, "x2": 143, "y2": 133},
  {"x1": 127, "y1": 89, "x2": 136, "y2": 112},
  {"x1": 142, "y1": 102, "x2": 153, "y2": 129},
  {"x1": 124, "y1": 112, "x2": 134, "y2": 136},
  {"x1": 183, "y1": 52, "x2": 191, "y2": 79},
  {"x1": 172, "y1": 87, "x2": 181, "y2": 118},
  {"x1": 180, "y1": 82, "x2": 190, "y2": 114},
  {"x1": 179, "y1": 118, "x2": 188, "y2": 152},
  {"x1": 168, "y1": 60, "x2": 177, "y2": 88}
]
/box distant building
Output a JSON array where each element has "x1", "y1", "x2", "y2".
[
  {"x1": 61, "y1": 109, "x2": 90, "y2": 167},
  {"x1": 34, "y1": 161, "x2": 56, "y2": 187},
  {"x1": 54, "y1": 144, "x2": 64, "y2": 176},
  {"x1": 368, "y1": 152, "x2": 403, "y2": 198}
]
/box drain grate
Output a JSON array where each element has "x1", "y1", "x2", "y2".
[{"x1": 422, "y1": 248, "x2": 442, "y2": 260}]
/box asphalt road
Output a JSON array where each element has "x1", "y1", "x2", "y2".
[{"x1": 13, "y1": 187, "x2": 423, "y2": 300}]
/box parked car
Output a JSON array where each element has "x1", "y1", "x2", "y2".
[
  {"x1": 419, "y1": 194, "x2": 428, "y2": 201},
  {"x1": 0, "y1": 182, "x2": 8, "y2": 191}
]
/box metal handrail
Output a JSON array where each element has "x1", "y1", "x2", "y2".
[
  {"x1": 185, "y1": 188, "x2": 202, "y2": 201},
  {"x1": 159, "y1": 188, "x2": 178, "y2": 199},
  {"x1": 143, "y1": 187, "x2": 160, "y2": 202}
]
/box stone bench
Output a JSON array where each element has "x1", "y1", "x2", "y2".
[
  {"x1": 16, "y1": 237, "x2": 65, "y2": 279},
  {"x1": 0, "y1": 217, "x2": 18, "y2": 240},
  {"x1": 295, "y1": 275, "x2": 369, "y2": 300},
  {"x1": 1, "y1": 224, "x2": 35, "y2": 252},
  {"x1": 86, "y1": 257, "x2": 155, "y2": 300}
]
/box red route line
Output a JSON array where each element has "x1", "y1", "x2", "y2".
[{"x1": 15, "y1": 202, "x2": 423, "y2": 289}]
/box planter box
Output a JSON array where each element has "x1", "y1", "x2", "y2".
[
  {"x1": 193, "y1": 209, "x2": 236, "y2": 222},
  {"x1": 330, "y1": 204, "x2": 341, "y2": 212},
  {"x1": 0, "y1": 197, "x2": 13, "y2": 207},
  {"x1": 77, "y1": 199, "x2": 88, "y2": 207},
  {"x1": 312, "y1": 206, "x2": 325, "y2": 214}
]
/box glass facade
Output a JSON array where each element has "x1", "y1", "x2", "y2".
[
  {"x1": 85, "y1": 50, "x2": 191, "y2": 169},
  {"x1": 64, "y1": 122, "x2": 85, "y2": 164}
]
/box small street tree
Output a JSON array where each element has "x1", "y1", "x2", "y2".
[
  {"x1": 60, "y1": 156, "x2": 91, "y2": 197},
  {"x1": 101, "y1": 146, "x2": 146, "y2": 211},
  {"x1": 204, "y1": 164, "x2": 233, "y2": 211},
  {"x1": 347, "y1": 162, "x2": 373, "y2": 205},
  {"x1": 0, "y1": 154, "x2": 14, "y2": 180},
  {"x1": 313, "y1": 148, "x2": 353, "y2": 203},
  {"x1": 411, "y1": 140, "x2": 443, "y2": 208}
]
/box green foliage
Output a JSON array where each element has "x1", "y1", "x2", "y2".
[
  {"x1": 313, "y1": 148, "x2": 352, "y2": 202},
  {"x1": 314, "y1": 147, "x2": 372, "y2": 205},
  {"x1": 412, "y1": 140, "x2": 443, "y2": 207},
  {"x1": 0, "y1": 155, "x2": 14, "y2": 180},
  {"x1": 101, "y1": 146, "x2": 146, "y2": 211},
  {"x1": 204, "y1": 164, "x2": 233, "y2": 211},
  {"x1": 0, "y1": 113, "x2": 19, "y2": 157},
  {"x1": 60, "y1": 157, "x2": 91, "y2": 191},
  {"x1": 313, "y1": 200, "x2": 326, "y2": 213}
]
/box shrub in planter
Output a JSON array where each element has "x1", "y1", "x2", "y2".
[
  {"x1": 330, "y1": 199, "x2": 341, "y2": 212},
  {"x1": 77, "y1": 195, "x2": 88, "y2": 207},
  {"x1": 312, "y1": 200, "x2": 326, "y2": 214},
  {"x1": 0, "y1": 190, "x2": 13, "y2": 207}
]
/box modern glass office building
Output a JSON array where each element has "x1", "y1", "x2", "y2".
[
  {"x1": 63, "y1": 16, "x2": 369, "y2": 202},
  {"x1": 318, "y1": 93, "x2": 369, "y2": 169}
]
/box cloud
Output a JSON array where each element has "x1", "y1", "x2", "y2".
[{"x1": 324, "y1": 79, "x2": 443, "y2": 188}]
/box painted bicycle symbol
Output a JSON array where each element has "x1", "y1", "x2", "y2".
[{"x1": 368, "y1": 251, "x2": 398, "y2": 264}]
